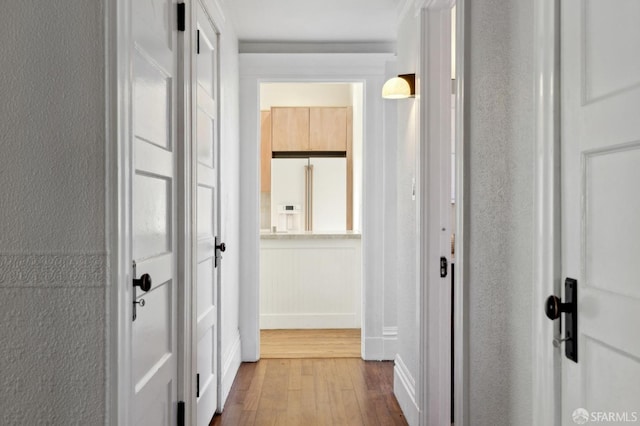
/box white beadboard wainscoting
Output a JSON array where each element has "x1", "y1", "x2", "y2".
[{"x1": 259, "y1": 234, "x2": 361, "y2": 329}]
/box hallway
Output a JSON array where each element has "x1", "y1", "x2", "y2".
[{"x1": 210, "y1": 359, "x2": 407, "y2": 425}]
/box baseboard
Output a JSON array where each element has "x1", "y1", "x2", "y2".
[
  {"x1": 362, "y1": 330, "x2": 397, "y2": 361},
  {"x1": 260, "y1": 313, "x2": 360, "y2": 329},
  {"x1": 220, "y1": 332, "x2": 242, "y2": 410},
  {"x1": 383, "y1": 326, "x2": 398, "y2": 360},
  {"x1": 394, "y1": 354, "x2": 419, "y2": 426}
]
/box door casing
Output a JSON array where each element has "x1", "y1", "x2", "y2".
[{"x1": 532, "y1": 0, "x2": 562, "y2": 425}]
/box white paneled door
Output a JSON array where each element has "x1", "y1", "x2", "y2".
[
  {"x1": 194, "y1": 4, "x2": 220, "y2": 425},
  {"x1": 131, "y1": 0, "x2": 179, "y2": 425},
  {"x1": 561, "y1": 0, "x2": 640, "y2": 423}
]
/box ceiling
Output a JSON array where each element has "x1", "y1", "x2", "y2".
[{"x1": 224, "y1": 0, "x2": 400, "y2": 43}]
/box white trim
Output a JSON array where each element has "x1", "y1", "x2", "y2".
[
  {"x1": 418, "y1": 3, "x2": 453, "y2": 426},
  {"x1": 183, "y1": 2, "x2": 197, "y2": 425},
  {"x1": 383, "y1": 327, "x2": 398, "y2": 360},
  {"x1": 453, "y1": 0, "x2": 469, "y2": 425},
  {"x1": 220, "y1": 332, "x2": 242, "y2": 409},
  {"x1": 238, "y1": 53, "x2": 394, "y2": 363},
  {"x1": 383, "y1": 326, "x2": 399, "y2": 336},
  {"x1": 394, "y1": 355, "x2": 420, "y2": 426},
  {"x1": 532, "y1": 0, "x2": 561, "y2": 425},
  {"x1": 114, "y1": 0, "x2": 133, "y2": 422}
]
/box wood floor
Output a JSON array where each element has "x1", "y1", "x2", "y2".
[
  {"x1": 210, "y1": 358, "x2": 407, "y2": 426},
  {"x1": 260, "y1": 329, "x2": 361, "y2": 359}
]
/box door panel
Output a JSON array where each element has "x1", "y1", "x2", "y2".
[
  {"x1": 561, "y1": 0, "x2": 640, "y2": 422},
  {"x1": 195, "y1": 4, "x2": 219, "y2": 425},
  {"x1": 131, "y1": 0, "x2": 178, "y2": 424}
]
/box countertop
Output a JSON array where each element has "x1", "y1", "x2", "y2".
[{"x1": 260, "y1": 230, "x2": 361, "y2": 240}]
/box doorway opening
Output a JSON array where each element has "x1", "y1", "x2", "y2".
[{"x1": 258, "y1": 82, "x2": 364, "y2": 359}]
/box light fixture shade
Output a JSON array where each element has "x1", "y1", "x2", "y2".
[{"x1": 382, "y1": 77, "x2": 411, "y2": 99}]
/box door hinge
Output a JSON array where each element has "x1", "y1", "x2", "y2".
[
  {"x1": 196, "y1": 373, "x2": 200, "y2": 398},
  {"x1": 177, "y1": 401, "x2": 185, "y2": 426},
  {"x1": 196, "y1": 30, "x2": 200, "y2": 54},
  {"x1": 440, "y1": 256, "x2": 448, "y2": 278},
  {"x1": 177, "y1": 3, "x2": 185, "y2": 32}
]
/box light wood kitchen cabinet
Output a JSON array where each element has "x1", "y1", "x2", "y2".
[
  {"x1": 271, "y1": 107, "x2": 310, "y2": 151},
  {"x1": 309, "y1": 107, "x2": 348, "y2": 151},
  {"x1": 260, "y1": 110, "x2": 272, "y2": 192}
]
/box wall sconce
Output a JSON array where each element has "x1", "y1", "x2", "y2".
[{"x1": 381, "y1": 73, "x2": 415, "y2": 99}]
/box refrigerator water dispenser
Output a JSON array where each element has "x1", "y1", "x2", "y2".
[{"x1": 277, "y1": 204, "x2": 302, "y2": 232}]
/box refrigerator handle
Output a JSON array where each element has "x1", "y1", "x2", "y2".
[
  {"x1": 304, "y1": 165, "x2": 309, "y2": 231},
  {"x1": 308, "y1": 165, "x2": 314, "y2": 231}
]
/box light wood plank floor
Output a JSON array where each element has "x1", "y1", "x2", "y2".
[
  {"x1": 210, "y1": 358, "x2": 407, "y2": 426},
  {"x1": 260, "y1": 329, "x2": 361, "y2": 359}
]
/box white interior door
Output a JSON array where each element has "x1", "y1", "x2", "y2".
[
  {"x1": 131, "y1": 0, "x2": 179, "y2": 424},
  {"x1": 561, "y1": 0, "x2": 640, "y2": 423},
  {"x1": 194, "y1": 4, "x2": 219, "y2": 425}
]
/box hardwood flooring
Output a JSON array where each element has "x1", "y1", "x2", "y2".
[
  {"x1": 260, "y1": 329, "x2": 361, "y2": 359},
  {"x1": 210, "y1": 358, "x2": 407, "y2": 426}
]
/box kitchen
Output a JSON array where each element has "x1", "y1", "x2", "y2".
[{"x1": 259, "y1": 82, "x2": 363, "y2": 356}]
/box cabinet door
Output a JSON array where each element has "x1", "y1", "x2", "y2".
[
  {"x1": 260, "y1": 111, "x2": 272, "y2": 192},
  {"x1": 271, "y1": 107, "x2": 309, "y2": 151},
  {"x1": 310, "y1": 107, "x2": 347, "y2": 151}
]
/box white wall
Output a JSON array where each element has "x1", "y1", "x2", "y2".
[
  {"x1": 0, "y1": 1, "x2": 107, "y2": 423},
  {"x1": 392, "y1": 7, "x2": 421, "y2": 424},
  {"x1": 466, "y1": 0, "x2": 534, "y2": 424},
  {"x1": 214, "y1": 8, "x2": 243, "y2": 407},
  {"x1": 239, "y1": 53, "x2": 396, "y2": 361},
  {"x1": 260, "y1": 83, "x2": 353, "y2": 109}
]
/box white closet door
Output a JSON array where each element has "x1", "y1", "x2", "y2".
[
  {"x1": 131, "y1": 0, "x2": 179, "y2": 424},
  {"x1": 560, "y1": 0, "x2": 640, "y2": 423},
  {"x1": 194, "y1": 3, "x2": 220, "y2": 425}
]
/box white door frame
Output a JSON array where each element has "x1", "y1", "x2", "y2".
[
  {"x1": 417, "y1": 1, "x2": 462, "y2": 425},
  {"x1": 532, "y1": 0, "x2": 561, "y2": 425},
  {"x1": 238, "y1": 53, "x2": 394, "y2": 361},
  {"x1": 452, "y1": 1, "x2": 469, "y2": 424},
  {"x1": 110, "y1": 0, "x2": 194, "y2": 422}
]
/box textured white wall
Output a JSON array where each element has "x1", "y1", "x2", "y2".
[
  {"x1": 394, "y1": 7, "x2": 421, "y2": 416},
  {"x1": 466, "y1": 0, "x2": 534, "y2": 424},
  {"x1": 217, "y1": 18, "x2": 243, "y2": 405},
  {"x1": 0, "y1": 0, "x2": 106, "y2": 423}
]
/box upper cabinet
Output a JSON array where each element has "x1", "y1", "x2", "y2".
[
  {"x1": 271, "y1": 106, "x2": 349, "y2": 152},
  {"x1": 260, "y1": 111, "x2": 272, "y2": 192},
  {"x1": 309, "y1": 107, "x2": 348, "y2": 151},
  {"x1": 271, "y1": 107, "x2": 310, "y2": 151}
]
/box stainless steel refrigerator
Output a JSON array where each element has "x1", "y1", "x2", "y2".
[{"x1": 271, "y1": 157, "x2": 347, "y2": 232}]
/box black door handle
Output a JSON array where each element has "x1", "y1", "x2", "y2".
[
  {"x1": 133, "y1": 273, "x2": 152, "y2": 292},
  {"x1": 215, "y1": 237, "x2": 226, "y2": 268},
  {"x1": 545, "y1": 277, "x2": 578, "y2": 363},
  {"x1": 132, "y1": 260, "x2": 152, "y2": 321}
]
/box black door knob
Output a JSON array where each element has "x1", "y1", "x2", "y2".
[
  {"x1": 216, "y1": 242, "x2": 226, "y2": 252},
  {"x1": 545, "y1": 294, "x2": 572, "y2": 320},
  {"x1": 133, "y1": 273, "x2": 152, "y2": 292}
]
